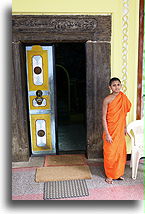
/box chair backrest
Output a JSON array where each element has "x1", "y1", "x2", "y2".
[{"x1": 127, "y1": 119, "x2": 144, "y2": 147}]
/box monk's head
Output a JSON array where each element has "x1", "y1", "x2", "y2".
[{"x1": 109, "y1": 77, "x2": 122, "y2": 93}]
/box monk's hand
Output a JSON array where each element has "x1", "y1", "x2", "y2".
[
  {"x1": 106, "y1": 134, "x2": 113, "y2": 143},
  {"x1": 124, "y1": 128, "x2": 127, "y2": 135}
]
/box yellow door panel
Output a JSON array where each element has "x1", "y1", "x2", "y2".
[
  {"x1": 27, "y1": 45, "x2": 50, "y2": 91},
  {"x1": 30, "y1": 114, "x2": 52, "y2": 152},
  {"x1": 26, "y1": 45, "x2": 56, "y2": 155}
]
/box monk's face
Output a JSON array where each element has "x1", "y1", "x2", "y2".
[{"x1": 109, "y1": 80, "x2": 122, "y2": 93}]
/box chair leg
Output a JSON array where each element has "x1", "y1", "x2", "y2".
[
  {"x1": 132, "y1": 151, "x2": 140, "y2": 179},
  {"x1": 130, "y1": 153, "x2": 132, "y2": 168},
  {"x1": 131, "y1": 152, "x2": 135, "y2": 179}
]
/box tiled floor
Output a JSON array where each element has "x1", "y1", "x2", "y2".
[
  {"x1": 12, "y1": 167, "x2": 44, "y2": 200},
  {"x1": 12, "y1": 157, "x2": 144, "y2": 200}
]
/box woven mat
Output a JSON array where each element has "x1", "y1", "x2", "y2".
[
  {"x1": 44, "y1": 154, "x2": 86, "y2": 167},
  {"x1": 35, "y1": 165, "x2": 92, "y2": 182},
  {"x1": 44, "y1": 179, "x2": 89, "y2": 200}
]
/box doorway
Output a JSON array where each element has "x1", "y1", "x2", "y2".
[
  {"x1": 55, "y1": 43, "x2": 86, "y2": 154},
  {"x1": 12, "y1": 15, "x2": 111, "y2": 161}
]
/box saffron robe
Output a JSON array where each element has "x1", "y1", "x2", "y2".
[{"x1": 103, "y1": 91, "x2": 131, "y2": 179}]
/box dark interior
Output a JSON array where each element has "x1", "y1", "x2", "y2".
[{"x1": 55, "y1": 43, "x2": 86, "y2": 154}]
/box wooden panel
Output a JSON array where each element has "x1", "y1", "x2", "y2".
[
  {"x1": 12, "y1": 15, "x2": 111, "y2": 44},
  {"x1": 86, "y1": 42, "x2": 95, "y2": 158},
  {"x1": 86, "y1": 41, "x2": 111, "y2": 158},
  {"x1": 12, "y1": 42, "x2": 30, "y2": 161},
  {"x1": 12, "y1": 15, "x2": 111, "y2": 42}
]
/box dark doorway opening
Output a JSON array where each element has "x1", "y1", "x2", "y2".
[{"x1": 55, "y1": 43, "x2": 86, "y2": 154}]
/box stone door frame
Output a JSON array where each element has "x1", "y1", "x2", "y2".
[{"x1": 12, "y1": 15, "x2": 111, "y2": 161}]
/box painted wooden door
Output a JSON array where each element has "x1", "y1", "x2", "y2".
[{"x1": 26, "y1": 45, "x2": 56, "y2": 155}]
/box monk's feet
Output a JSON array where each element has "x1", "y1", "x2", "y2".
[
  {"x1": 105, "y1": 177, "x2": 113, "y2": 184},
  {"x1": 117, "y1": 176, "x2": 124, "y2": 180}
]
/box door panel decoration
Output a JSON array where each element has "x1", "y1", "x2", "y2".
[
  {"x1": 36, "y1": 119, "x2": 46, "y2": 147},
  {"x1": 32, "y1": 97, "x2": 47, "y2": 107},
  {"x1": 26, "y1": 45, "x2": 56, "y2": 155},
  {"x1": 32, "y1": 55, "x2": 43, "y2": 85}
]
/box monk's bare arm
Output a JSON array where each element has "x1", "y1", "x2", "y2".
[
  {"x1": 102, "y1": 98, "x2": 113, "y2": 143},
  {"x1": 102, "y1": 98, "x2": 109, "y2": 135}
]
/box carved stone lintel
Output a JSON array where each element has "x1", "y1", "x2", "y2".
[
  {"x1": 13, "y1": 18, "x2": 96, "y2": 32},
  {"x1": 12, "y1": 15, "x2": 111, "y2": 39}
]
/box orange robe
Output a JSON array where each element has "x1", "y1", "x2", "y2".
[{"x1": 103, "y1": 91, "x2": 131, "y2": 179}]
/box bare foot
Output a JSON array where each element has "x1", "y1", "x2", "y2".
[
  {"x1": 105, "y1": 177, "x2": 113, "y2": 184},
  {"x1": 117, "y1": 176, "x2": 124, "y2": 180}
]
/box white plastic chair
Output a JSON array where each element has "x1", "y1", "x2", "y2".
[{"x1": 127, "y1": 119, "x2": 144, "y2": 179}]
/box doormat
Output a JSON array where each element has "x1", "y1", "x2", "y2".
[
  {"x1": 44, "y1": 179, "x2": 89, "y2": 200},
  {"x1": 44, "y1": 154, "x2": 87, "y2": 167},
  {"x1": 35, "y1": 165, "x2": 92, "y2": 182}
]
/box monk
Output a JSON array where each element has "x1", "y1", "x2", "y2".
[{"x1": 102, "y1": 77, "x2": 131, "y2": 184}]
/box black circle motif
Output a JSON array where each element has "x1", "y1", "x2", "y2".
[
  {"x1": 34, "y1": 66, "x2": 42, "y2": 75},
  {"x1": 37, "y1": 130, "x2": 45, "y2": 137}
]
